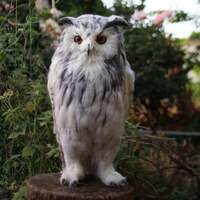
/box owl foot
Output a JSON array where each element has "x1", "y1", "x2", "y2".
[
  {"x1": 60, "y1": 163, "x2": 84, "y2": 187},
  {"x1": 97, "y1": 165, "x2": 127, "y2": 187},
  {"x1": 109, "y1": 178, "x2": 128, "y2": 187},
  {"x1": 103, "y1": 171, "x2": 127, "y2": 187},
  {"x1": 60, "y1": 177, "x2": 80, "y2": 187}
]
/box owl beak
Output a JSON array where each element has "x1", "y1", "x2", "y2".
[
  {"x1": 87, "y1": 44, "x2": 91, "y2": 56},
  {"x1": 87, "y1": 43, "x2": 93, "y2": 56}
]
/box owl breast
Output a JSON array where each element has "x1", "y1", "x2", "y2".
[{"x1": 55, "y1": 62, "x2": 125, "y2": 134}]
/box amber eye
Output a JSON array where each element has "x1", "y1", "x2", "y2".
[
  {"x1": 96, "y1": 35, "x2": 107, "y2": 45},
  {"x1": 74, "y1": 35, "x2": 82, "y2": 44}
]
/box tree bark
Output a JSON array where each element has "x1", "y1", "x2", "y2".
[{"x1": 27, "y1": 173, "x2": 134, "y2": 200}]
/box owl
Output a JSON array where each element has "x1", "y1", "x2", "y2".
[{"x1": 48, "y1": 14, "x2": 135, "y2": 187}]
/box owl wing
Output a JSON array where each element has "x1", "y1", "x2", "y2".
[
  {"x1": 123, "y1": 62, "x2": 135, "y2": 118},
  {"x1": 47, "y1": 61, "x2": 58, "y2": 134},
  {"x1": 47, "y1": 64, "x2": 55, "y2": 107}
]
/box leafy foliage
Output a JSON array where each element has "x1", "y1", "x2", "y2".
[
  {"x1": 118, "y1": 123, "x2": 200, "y2": 200},
  {"x1": 190, "y1": 32, "x2": 200, "y2": 40},
  {"x1": 56, "y1": 0, "x2": 111, "y2": 16},
  {"x1": 114, "y1": 1, "x2": 200, "y2": 130},
  {"x1": 0, "y1": 0, "x2": 59, "y2": 190}
]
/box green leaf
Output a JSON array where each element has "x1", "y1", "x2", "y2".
[
  {"x1": 25, "y1": 101, "x2": 35, "y2": 113},
  {"x1": 12, "y1": 186, "x2": 27, "y2": 200},
  {"x1": 46, "y1": 144, "x2": 59, "y2": 158},
  {"x1": 21, "y1": 146, "x2": 35, "y2": 158},
  {"x1": 8, "y1": 131, "x2": 25, "y2": 139}
]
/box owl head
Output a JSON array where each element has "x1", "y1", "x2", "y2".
[{"x1": 58, "y1": 14, "x2": 128, "y2": 64}]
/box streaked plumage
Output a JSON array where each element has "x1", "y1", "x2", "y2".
[{"x1": 48, "y1": 14, "x2": 135, "y2": 186}]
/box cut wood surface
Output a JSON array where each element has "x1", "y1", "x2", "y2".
[{"x1": 27, "y1": 173, "x2": 134, "y2": 200}]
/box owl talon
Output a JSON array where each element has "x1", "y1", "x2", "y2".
[
  {"x1": 60, "y1": 177, "x2": 80, "y2": 187},
  {"x1": 68, "y1": 180, "x2": 79, "y2": 187},
  {"x1": 109, "y1": 178, "x2": 128, "y2": 187},
  {"x1": 121, "y1": 179, "x2": 128, "y2": 186},
  {"x1": 60, "y1": 177, "x2": 67, "y2": 185}
]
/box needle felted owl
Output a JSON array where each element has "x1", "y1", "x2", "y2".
[{"x1": 48, "y1": 14, "x2": 135, "y2": 187}]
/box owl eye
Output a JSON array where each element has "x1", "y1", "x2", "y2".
[
  {"x1": 96, "y1": 35, "x2": 107, "y2": 45},
  {"x1": 74, "y1": 35, "x2": 82, "y2": 44}
]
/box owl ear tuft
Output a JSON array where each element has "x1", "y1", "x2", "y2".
[
  {"x1": 58, "y1": 17, "x2": 75, "y2": 26},
  {"x1": 104, "y1": 15, "x2": 129, "y2": 30}
]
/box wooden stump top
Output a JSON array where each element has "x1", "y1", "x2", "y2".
[{"x1": 27, "y1": 173, "x2": 134, "y2": 200}]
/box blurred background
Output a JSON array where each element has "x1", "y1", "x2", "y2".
[{"x1": 0, "y1": 0, "x2": 200, "y2": 199}]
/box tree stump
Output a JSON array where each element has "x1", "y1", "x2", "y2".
[
  {"x1": 0, "y1": 187, "x2": 9, "y2": 200},
  {"x1": 27, "y1": 173, "x2": 134, "y2": 200}
]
